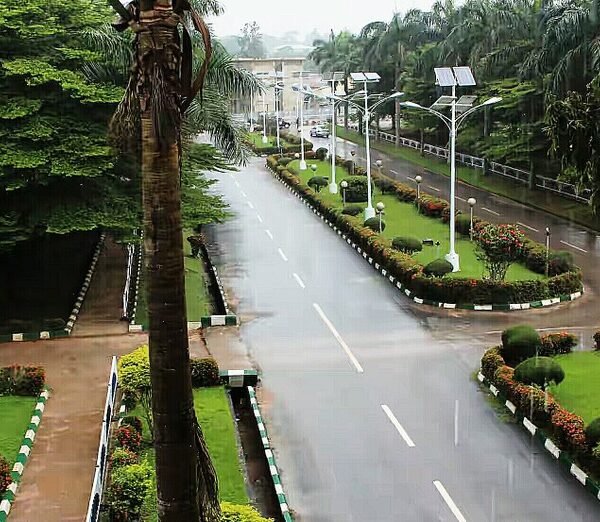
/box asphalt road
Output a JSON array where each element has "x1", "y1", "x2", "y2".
[{"x1": 207, "y1": 157, "x2": 600, "y2": 521}]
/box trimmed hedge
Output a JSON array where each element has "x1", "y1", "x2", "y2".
[
  {"x1": 501, "y1": 325, "x2": 542, "y2": 365},
  {"x1": 364, "y1": 217, "x2": 385, "y2": 232},
  {"x1": 540, "y1": 332, "x2": 578, "y2": 356},
  {"x1": 267, "y1": 155, "x2": 583, "y2": 305},
  {"x1": 513, "y1": 356, "x2": 565, "y2": 386},
  {"x1": 423, "y1": 258, "x2": 453, "y2": 277},
  {"x1": 190, "y1": 358, "x2": 220, "y2": 388},
  {"x1": 585, "y1": 418, "x2": 600, "y2": 446},
  {"x1": 341, "y1": 205, "x2": 362, "y2": 216},
  {"x1": 392, "y1": 236, "x2": 422, "y2": 254}
]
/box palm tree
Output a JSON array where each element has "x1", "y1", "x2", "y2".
[{"x1": 105, "y1": 0, "x2": 258, "y2": 519}]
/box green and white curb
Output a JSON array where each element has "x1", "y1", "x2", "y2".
[
  {"x1": 247, "y1": 386, "x2": 293, "y2": 522},
  {"x1": 0, "y1": 388, "x2": 49, "y2": 521},
  {"x1": 220, "y1": 369, "x2": 258, "y2": 387},
  {"x1": 267, "y1": 163, "x2": 584, "y2": 312},
  {"x1": 477, "y1": 371, "x2": 600, "y2": 501}
]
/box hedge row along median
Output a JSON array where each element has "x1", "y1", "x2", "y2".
[
  {"x1": 245, "y1": 131, "x2": 313, "y2": 156},
  {"x1": 266, "y1": 153, "x2": 583, "y2": 308}
]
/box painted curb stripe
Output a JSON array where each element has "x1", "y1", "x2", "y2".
[
  {"x1": 0, "y1": 388, "x2": 49, "y2": 518},
  {"x1": 247, "y1": 386, "x2": 293, "y2": 521},
  {"x1": 267, "y1": 165, "x2": 584, "y2": 312}
]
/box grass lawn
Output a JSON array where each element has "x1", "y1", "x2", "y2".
[
  {"x1": 134, "y1": 386, "x2": 247, "y2": 521},
  {"x1": 288, "y1": 159, "x2": 543, "y2": 281},
  {"x1": 336, "y1": 126, "x2": 600, "y2": 232},
  {"x1": 0, "y1": 396, "x2": 37, "y2": 462},
  {"x1": 134, "y1": 232, "x2": 212, "y2": 326},
  {"x1": 246, "y1": 132, "x2": 292, "y2": 149},
  {"x1": 548, "y1": 352, "x2": 600, "y2": 424},
  {"x1": 183, "y1": 230, "x2": 212, "y2": 321}
]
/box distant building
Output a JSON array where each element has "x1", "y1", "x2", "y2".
[{"x1": 231, "y1": 57, "x2": 322, "y2": 118}]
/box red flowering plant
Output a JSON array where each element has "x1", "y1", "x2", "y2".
[
  {"x1": 0, "y1": 455, "x2": 11, "y2": 496},
  {"x1": 550, "y1": 407, "x2": 589, "y2": 455},
  {"x1": 475, "y1": 224, "x2": 526, "y2": 281},
  {"x1": 115, "y1": 425, "x2": 142, "y2": 453}
]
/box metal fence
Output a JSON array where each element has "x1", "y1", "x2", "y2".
[
  {"x1": 86, "y1": 356, "x2": 119, "y2": 522},
  {"x1": 344, "y1": 124, "x2": 591, "y2": 205}
]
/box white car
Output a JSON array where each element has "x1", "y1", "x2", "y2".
[{"x1": 310, "y1": 125, "x2": 330, "y2": 138}]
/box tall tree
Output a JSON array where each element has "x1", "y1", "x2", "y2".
[
  {"x1": 238, "y1": 21, "x2": 266, "y2": 58},
  {"x1": 108, "y1": 0, "x2": 219, "y2": 519}
]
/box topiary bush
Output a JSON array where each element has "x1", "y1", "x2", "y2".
[
  {"x1": 221, "y1": 502, "x2": 273, "y2": 521},
  {"x1": 375, "y1": 177, "x2": 395, "y2": 195},
  {"x1": 190, "y1": 358, "x2": 220, "y2": 387},
  {"x1": 277, "y1": 157, "x2": 292, "y2": 167},
  {"x1": 0, "y1": 455, "x2": 10, "y2": 496},
  {"x1": 364, "y1": 217, "x2": 385, "y2": 232},
  {"x1": 344, "y1": 176, "x2": 371, "y2": 202},
  {"x1": 392, "y1": 236, "x2": 422, "y2": 254},
  {"x1": 501, "y1": 325, "x2": 542, "y2": 365},
  {"x1": 315, "y1": 147, "x2": 328, "y2": 160},
  {"x1": 341, "y1": 205, "x2": 362, "y2": 216},
  {"x1": 585, "y1": 418, "x2": 600, "y2": 446},
  {"x1": 107, "y1": 462, "x2": 153, "y2": 520},
  {"x1": 308, "y1": 176, "x2": 328, "y2": 192},
  {"x1": 513, "y1": 356, "x2": 565, "y2": 387},
  {"x1": 423, "y1": 258, "x2": 453, "y2": 277}
]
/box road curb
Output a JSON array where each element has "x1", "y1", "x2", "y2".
[
  {"x1": 0, "y1": 388, "x2": 50, "y2": 521},
  {"x1": 247, "y1": 386, "x2": 293, "y2": 522},
  {"x1": 477, "y1": 371, "x2": 600, "y2": 502},
  {"x1": 267, "y1": 165, "x2": 584, "y2": 312},
  {"x1": 0, "y1": 233, "x2": 106, "y2": 343}
]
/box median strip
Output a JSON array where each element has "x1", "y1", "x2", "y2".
[{"x1": 312, "y1": 303, "x2": 364, "y2": 373}]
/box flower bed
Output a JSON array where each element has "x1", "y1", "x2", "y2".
[
  {"x1": 266, "y1": 154, "x2": 583, "y2": 307},
  {"x1": 245, "y1": 131, "x2": 313, "y2": 156}
]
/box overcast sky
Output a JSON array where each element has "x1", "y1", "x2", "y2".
[{"x1": 209, "y1": 0, "x2": 437, "y2": 38}]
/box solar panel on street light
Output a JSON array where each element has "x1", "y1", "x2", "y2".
[
  {"x1": 350, "y1": 72, "x2": 367, "y2": 81},
  {"x1": 364, "y1": 72, "x2": 381, "y2": 82},
  {"x1": 431, "y1": 95, "x2": 455, "y2": 108},
  {"x1": 322, "y1": 72, "x2": 333, "y2": 81},
  {"x1": 453, "y1": 66, "x2": 476, "y2": 86},
  {"x1": 434, "y1": 67, "x2": 456, "y2": 87},
  {"x1": 332, "y1": 71, "x2": 345, "y2": 81}
]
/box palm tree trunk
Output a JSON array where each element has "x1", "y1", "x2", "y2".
[
  {"x1": 394, "y1": 61, "x2": 401, "y2": 148},
  {"x1": 137, "y1": 10, "x2": 199, "y2": 521}
]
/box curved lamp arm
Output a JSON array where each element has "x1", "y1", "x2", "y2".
[
  {"x1": 456, "y1": 97, "x2": 502, "y2": 130},
  {"x1": 400, "y1": 102, "x2": 451, "y2": 130}
]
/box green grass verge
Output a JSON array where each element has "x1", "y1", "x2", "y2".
[
  {"x1": 548, "y1": 351, "x2": 600, "y2": 424},
  {"x1": 183, "y1": 230, "x2": 212, "y2": 321},
  {"x1": 0, "y1": 396, "x2": 37, "y2": 461},
  {"x1": 134, "y1": 232, "x2": 212, "y2": 326},
  {"x1": 246, "y1": 132, "x2": 293, "y2": 149},
  {"x1": 336, "y1": 126, "x2": 600, "y2": 232},
  {"x1": 134, "y1": 386, "x2": 247, "y2": 521},
  {"x1": 288, "y1": 158, "x2": 544, "y2": 282}
]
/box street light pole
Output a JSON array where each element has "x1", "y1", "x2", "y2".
[
  {"x1": 545, "y1": 227, "x2": 551, "y2": 277},
  {"x1": 274, "y1": 83, "x2": 281, "y2": 151},
  {"x1": 299, "y1": 72, "x2": 307, "y2": 170},
  {"x1": 363, "y1": 79, "x2": 375, "y2": 220},
  {"x1": 468, "y1": 197, "x2": 477, "y2": 241},
  {"x1": 261, "y1": 90, "x2": 268, "y2": 144},
  {"x1": 329, "y1": 87, "x2": 338, "y2": 193},
  {"x1": 447, "y1": 83, "x2": 459, "y2": 270},
  {"x1": 340, "y1": 180, "x2": 348, "y2": 206},
  {"x1": 376, "y1": 201, "x2": 385, "y2": 233},
  {"x1": 249, "y1": 89, "x2": 254, "y2": 132},
  {"x1": 415, "y1": 175, "x2": 422, "y2": 209}
]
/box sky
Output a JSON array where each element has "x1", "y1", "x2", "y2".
[{"x1": 209, "y1": 0, "x2": 437, "y2": 38}]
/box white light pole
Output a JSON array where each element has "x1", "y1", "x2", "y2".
[
  {"x1": 376, "y1": 201, "x2": 385, "y2": 233},
  {"x1": 322, "y1": 72, "x2": 344, "y2": 194},
  {"x1": 401, "y1": 66, "x2": 501, "y2": 272},
  {"x1": 249, "y1": 89, "x2": 254, "y2": 132},
  {"x1": 274, "y1": 82, "x2": 281, "y2": 151},
  {"x1": 468, "y1": 197, "x2": 477, "y2": 241},
  {"x1": 298, "y1": 72, "x2": 307, "y2": 170},
  {"x1": 545, "y1": 227, "x2": 551, "y2": 277},
  {"x1": 414, "y1": 175, "x2": 423, "y2": 208},
  {"x1": 261, "y1": 90, "x2": 268, "y2": 144},
  {"x1": 341, "y1": 179, "x2": 348, "y2": 206},
  {"x1": 294, "y1": 76, "x2": 403, "y2": 221}
]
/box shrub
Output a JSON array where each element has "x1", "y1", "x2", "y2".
[
  {"x1": 539, "y1": 332, "x2": 577, "y2": 356},
  {"x1": 475, "y1": 224, "x2": 526, "y2": 281},
  {"x1": 277, "y1": 157, "x2": 292, "y2": 166},
  {"x1": 593, "y1": 443, "x2": 600, "y2": 459},
  {"x1": 341, "y1": 205, "x2": 362, "y2": 216},
  {"x1": 550, "y1": 407, "x2": 588, "y2": 454},
  {"x1": 0, "y1": 365, "x2": 45, "y2": 396},
  {"x1": 481, "y1": 347, "x2": 505, "y2": 380},
  {"x1": 107, "y1": 462, "x2": 153, "y2": 520},
  {"x1": 374, "y1": 177, "x2": 395, "y2": 195},
  {"x1": 392, "y1": 236, "x2": 422, "y2": 254},
  {"x1": 315, "y1": 147, "x2": 328, "y2": 160},
  {"x1": 118, "y1": 345, "x2": 152, "y2": 433},
  {"x1": 190, "y1": 358, "x2": 220, "y2": 387},
  {"x1": 585, "y1": 418, "x2": 600, "y2": 446},
  {"x1": 120, "y1": 416, "x2": 143, "y2": 435},
  {"x1": 549, "y1": 251, "x2": 575, "y2": 274},
  {"x1": 307, "y1": 176, "x2": 328, "y2": 192},
  {"x1": 423, "y1": 258, "x2": 453, "y2": 277},
  {"x1": 501, "y1": 325, "x2": 541, "y2": 365},
  {"x1": 221, "y1": 502, "x2": 273, "y2": 521},
  {"x1": 344, "y1": 176, "x2": 370, "y2": 202},
  {"x1": 0, "y1": 455, "x2": 10, "y2": 496},
  {"x1": 455, "y1": 215, "x2": 474, "y2": 236},
  {"x1": 364, "y1": 217, "x2": 385, "y2": 232},
  {"x1": 594, "y1": 331, "x2": 600, "y2": 351},
  {"x1": 115, "y1": 425, "x2": 142, "y2": 453},
  {"x1": 110, "y1": 447, "x2": 139, "y2": 468},
  {"x1": 513, "y1": 357, "x2": 565, "y2": 387}
]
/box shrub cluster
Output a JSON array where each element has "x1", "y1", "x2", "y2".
[
  {"x1": 0, "y1": 455, "x2": 10, "y2": 496},
  {"x1": 190, "y1": 358, "x2": 220, "y2": 387},
  {"x1": 513, "y1": 356, "x2": 565, "y2": 387},
  {"x1": 267, "y1": 155, "x2": 583, "y2": 305},
  {"x1": 501, "y1": 325, "x2": 542, "y2": 365},
  {"x1": 423, "y1": 258, "x2": 453, "y2": 277},
  {"x1": 539, "y1": 332, "x2": 577, "y2": 356},
  {"x1": 392, "y1": 236, "x2": 422, "y2": 254},
  {"x1": 308, "y1": 176, "x2": 328, "y2": 192},
  {"x1": 0, "y1": 365, "x2": 45, "y2": 396},
  {"x1": 341, "y1": 205, "x2": 362, "y2": 216},
  {"x1": 315, "y1": 147, "x2": 328, "y2": 160},
  {"x1": 364, "y1": 217, "x2": 385, "y2": 232},
  {"x1": 107, "y1": 461, "x2": 153, "y2": 520},
  {"x1": 343, "y1": 176, "x2": 371, "y2": 203},
  {"x1": 115, "y1": 425, "x2": 142, "y2": 453},
  {"x1": 221, "y1": 502, "x2": 274, "y2": 521}
]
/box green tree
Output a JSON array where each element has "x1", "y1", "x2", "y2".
[
  {"x1": 237, "y1": 22, "x2": 266, "y2": 58},
  {"x1": 475, "y1": 223, "x2": 526, "y2": 280}
]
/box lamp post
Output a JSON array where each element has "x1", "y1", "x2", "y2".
[
  {"x1": 274, "y1": 81, "x2": 283, "y2": 152},
  {"x1": 545, "y1": 227, "x2": 551, "y2": 277},
  {"x1": 467, "y1": 197, "x2": 477, "y2": 241},
  {"x1": 322, "y1": 72, "x2": 344, "y2": 194},
  {"x1": 341, "y1": 180, "x2": 348, "y2": 206},
  {"x1": 249, "y1": 89, "x2": 254, "y2": 132},
  {"x1": 376, "y1": 201, "x2": 385, "y2": 233},
  {"x1": 400, "y1": 66, "x2": 501, "y2": 272},
  {"x1": 298, "y1": 72, "x2": 307, "y2": 170},
  {"x1": 350, "y1": 150, "x2": 356, "y2": 175},
  {"x1": 261, "y1": 90, "x2": 268, "y2": 144},
  {"x1": 375, "y1": 158, "x2": 383, "y2": 175},
  {"x1": 294, "y1": 77, "x2": 403, "y2": 221},
  {"x1": 414, "y1": 175, "x2": 423, "y2": 211}
]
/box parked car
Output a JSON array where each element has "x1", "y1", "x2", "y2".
[
  {"x1": 278, "y1": 119, "x2": 291, "y2": 129},
  {"x1": 310, "y1": 125, "x2": 330, "y2": 138}
]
